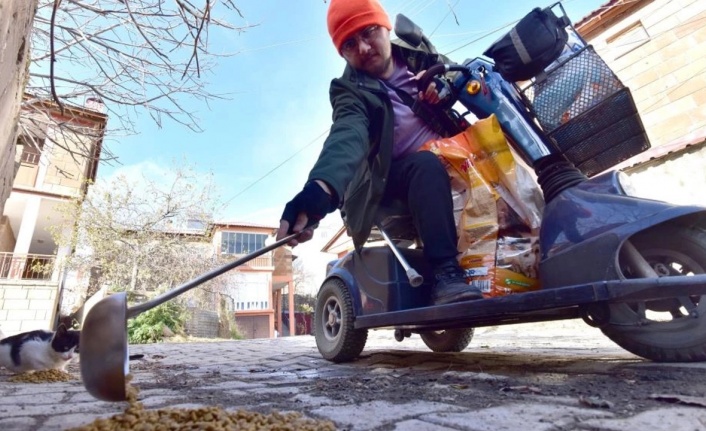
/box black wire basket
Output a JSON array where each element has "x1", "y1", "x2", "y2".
[{"x1": 521, "y1": 46, "x2": 651, "y2": 176}]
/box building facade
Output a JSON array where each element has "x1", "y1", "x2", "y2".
[
  {"x1": 576, "y1": 0, "x2": 706, "y2": 205},
  {"x1": 0, "y1": 0, "x2": 37, "y2": 220},
  {"x1": 0, "y1": 97, "x2": 106, "y2": 335},
  {"x1": 210, "y1": 222, "x2": 296, "y2": 339}
]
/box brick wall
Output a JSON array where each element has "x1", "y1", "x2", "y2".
[
  {"x1": 0, "y1": 281, "x2": 59, "y2": 335},
  {"x1": 586, "y1": 0, "x2": 706, "y2": 149},
  {"x1": 574, "y1": 0, "x2": 706, "y2": 210},
  {"x1": 184, "y1": 308, "x2": 219, "y2": 338},
  {"x1": 0, "y1": 0, "x2": 38, "y2": 216}
]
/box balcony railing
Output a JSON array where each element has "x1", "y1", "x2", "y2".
[
  {"x1": 219, "y1": 253, "x2": 273, "y2": 268},
  {"x1": 0, "y1": 252, "x2": 56, "y2": 280}
]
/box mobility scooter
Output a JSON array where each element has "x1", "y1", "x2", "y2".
[{"x1": 313, "y1": 5, "x2": 706, "y2": 363}]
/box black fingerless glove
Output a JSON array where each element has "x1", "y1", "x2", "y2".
[{"x1": 281, "y1": 182, "x2": 337, "y2": 233}]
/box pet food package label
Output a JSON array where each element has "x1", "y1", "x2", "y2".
[{"x1": 421, "y1": 115, "x2": 543, "y2": 297}]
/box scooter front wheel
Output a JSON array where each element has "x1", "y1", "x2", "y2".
[
  {"x1": 602, "y1": 225, "x2": 706, "y2": 362},
  {"x1": 314, "y1": 278, "x2": 368, "y2": 362}
]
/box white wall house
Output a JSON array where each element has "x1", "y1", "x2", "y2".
[{"x1": 0, "y1": 97, "x2": 106, "y2": 335}]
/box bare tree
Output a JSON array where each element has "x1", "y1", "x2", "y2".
[
  {"x1": 292, "y1": 258, "x2": 316, "y2": 296},
  {"x1": 51, "y1": 164, "x2": 232, "y2": 308},
  {"x1": 21, "y1": 0, "x2": 252, "y2": 162},
  {"x1": 291, "y1": 258, "x2": 317, "y2": 313}
]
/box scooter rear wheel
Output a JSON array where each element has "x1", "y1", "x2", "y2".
[
  {"x1": 314, "y1": 278, "x2": 368, "y2": 362},
  {"x1": 419, "y1": 328, "x2": 474, "y2": 353},
  {"x1": 602, "y1": 225, "x2": 706, "y2": 362}
]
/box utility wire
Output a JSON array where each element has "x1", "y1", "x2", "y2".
[
  {"x1": 440, "y1": 0, "x2": 646, "y2": 56},
  {"x1": 217, "y1": 0, "x2": 607, "y2": 208},
  {"x1": 428, "y1": 0, "x2": 461, "y2": 37},
  {"x1": 219, "y1": 0, "x2": 682, "y2": 208},
  {"x1": 220, "y1": 128, "x2": 330, "y2": 208}
]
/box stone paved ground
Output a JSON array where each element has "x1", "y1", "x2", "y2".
[{"x1": 1, "y1": 320, "x2": 706, "y2": 430}]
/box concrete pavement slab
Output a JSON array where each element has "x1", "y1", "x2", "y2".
[
  {"x1": 580, "y1": 407, "x2": 706, "y2": 431},
  {"x1": 421, "y1": 402, "x2": 615, "y2": 431},
  {"x1": 1, "y1": 320, "x2": 705, "y2": 430}
]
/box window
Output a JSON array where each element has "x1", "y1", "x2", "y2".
[
  {"x1": 187, "y1": 219, "x2": 206, "y2": 230},
  {"x1": 221, "y1": 231, "x2": 268, "y2": 255},
  {"x1": 607, "y1": 21, "x2": 650, "y2": 60},
  {"x1": 17, "y1": 135, "x2": 45, "y2": 165}
]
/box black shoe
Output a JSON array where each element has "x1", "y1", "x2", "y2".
[{"x1": 431, "y1": 260, "x2": 484, "y2": 306}]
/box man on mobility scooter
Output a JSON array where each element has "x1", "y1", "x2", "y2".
[{"x1": 275, "y1": 0, "x2": 483, "y2": 306}]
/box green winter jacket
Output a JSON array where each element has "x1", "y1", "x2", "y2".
[{"x1": 307, "y1": 40, "x2": 459, "y2": 250}]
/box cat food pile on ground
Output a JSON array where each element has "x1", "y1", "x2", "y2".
[
  {"x1": 69, "y1": 377, "x2": 337, "y2": 431},
  {"x1": 8, "y1": 369, "x2": 74, "y2": 383}
]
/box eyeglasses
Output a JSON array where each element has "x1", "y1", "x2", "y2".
[{"x1": 340, "y1": 25, "x2": 381, "y2": 56}]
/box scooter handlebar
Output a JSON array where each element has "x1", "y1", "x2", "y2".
[{"x1": 416, "y1": 63, "x2": 449, "y2": 94}]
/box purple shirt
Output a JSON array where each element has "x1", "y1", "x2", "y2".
[{"x1": 381, "y1": 57, "x2": 441, "y2": 160}]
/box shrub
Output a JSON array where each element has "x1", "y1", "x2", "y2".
[
  {"x1": 229, "y1": 321, "x2": 244, "y2": 340},
  {"x1": 127, "y1": 301, "x2": 185, "y2": 344}
]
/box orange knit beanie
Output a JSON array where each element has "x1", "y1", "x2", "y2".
[{"x1": 327, "y1": 0, "x2": 392, "y2": 51}]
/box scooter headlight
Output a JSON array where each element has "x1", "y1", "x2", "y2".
[{"x1": 617, "y1": 171, "x2": 638, "y2": 196}]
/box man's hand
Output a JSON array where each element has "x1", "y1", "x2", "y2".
[
  {"x1": 276, "y1": 180, "x2": 335, "y2": 247},
  {"x1": 413, "y1": 70, "x2": 449, "y2": 105}
]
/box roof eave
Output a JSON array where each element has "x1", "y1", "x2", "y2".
[{"x1": 575, "y1": 0, "x2": 654, "y2": 40}]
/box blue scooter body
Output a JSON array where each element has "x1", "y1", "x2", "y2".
[{"x1": 324, "y1": 173, "x2": 706, "y2": 327}]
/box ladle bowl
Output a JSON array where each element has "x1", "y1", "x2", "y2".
[{"x1": 80, "y1": 233, "x2": 297, "y2": 401}]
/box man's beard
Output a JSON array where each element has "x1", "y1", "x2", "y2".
[{"x1": 364, "y1": 53, "x2": 393, "y2": 78}]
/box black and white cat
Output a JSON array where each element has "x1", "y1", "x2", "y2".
[{"x1": 0, "y1": 324, "x2": 80, "y2": 373}]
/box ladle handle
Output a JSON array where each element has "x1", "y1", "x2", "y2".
[{"x1": 126, "y1": 232, "x2": 299, "y2": 318}]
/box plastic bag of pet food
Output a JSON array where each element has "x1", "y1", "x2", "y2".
[{"x1": 420, "y1": 115, "x2": 543, "y2": 297}]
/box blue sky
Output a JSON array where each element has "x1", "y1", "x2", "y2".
[{"x1": 98, "y1": 0, "x2": 607, "y2": 228}]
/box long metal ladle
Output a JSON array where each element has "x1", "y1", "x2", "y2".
[{"x1": 79, "y1": 232, "x2": 298, "y2": 401}]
